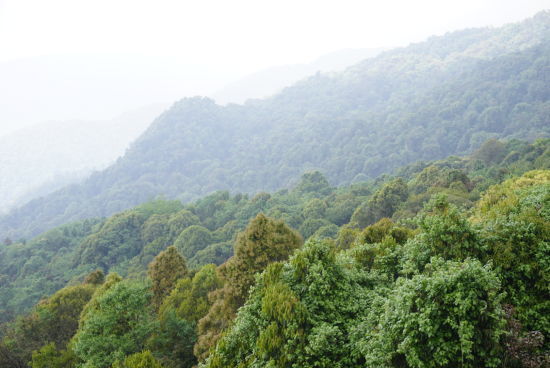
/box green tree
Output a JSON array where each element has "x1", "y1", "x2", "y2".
[
  {"x1": 112, "y1": 350, "x2": 164, "y2": 368},
  {"x1": 145, "y1": 309, "x2": 196, "y2": 368},
  {"x1": 293, "y1": 171, "x2": 333, "y2": 196},
  {"x1": 401, "y1": 195, "x2": 483, "y2": 275},
  {"x1": 205, "y1": 239, "x2": 368, "y2": 368},
  {"x1": 0, "y1": 283, "x2": 96, "y2": 367},
  {"x1": 147, "y1": 246, "x2": 188, "y2": 309},
  {"x1": 72, "y1": 280, "x2": 155, "y2": 368},
  {"x1": 303, "y1": 198, "x2": 328, "y2": 219},
  {"x1": 160, "y1": 264, "x2": 222, "y2": 324},
  {"x1": 83, "y1": 269, "x2": 105, "y2": 285},
  {"x1": 30, "y1": 343, "x2": 77, "y2": 368},
  {"x1": 148, "y1": 265, "x2": 222, "y2": 367},
  {"x1": 299, "y1": 218, "x2": 332, "y2": 239},
  {"x1": 219, "y1": 213, "x2": 302, "y2": 309},
  {"x1": 195, "y1": 214, "x2": 302, "y2": 361},
  {"x1": 351, "y1": 178, "x2": 408, "y2": 228},
  {"x1": 166, "y1": 210, "x2": 200, "y2": 239},
  {"x1": 358, "y1": 258, "x2": 506, "y2": 368},
  {"x1": 473, "y1": 170, "x2": 550, "y2": 334},
  {"x1": 471, "y1": 138, "x2": 507, "y2": 165},
  {"x1": 174, "y1": 226, "x2": 213, "y2": 259}
]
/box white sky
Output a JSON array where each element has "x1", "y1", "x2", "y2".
[
  {"x1": 1, "y1": 0, "x2": 548, "y2": 70},
  {"x1": 0, "y1": 0, "x2": 548, "y2": 136}
]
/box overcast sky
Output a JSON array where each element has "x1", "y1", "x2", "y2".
[
  {"x1": 0, "y1": 0, "x2": 548, "y2": 135},
  {"x1": 0, "y1": 0, "x2": 547, "y2": 68}
]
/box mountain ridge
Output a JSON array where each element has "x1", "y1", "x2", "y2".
[{"x1": 1, "y1": 11, "x2": 548, "y2": 240}]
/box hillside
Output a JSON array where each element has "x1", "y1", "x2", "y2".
[
  {"x1": 0, "y1": 137, "x2": 547, "y2": 325},
  {"x1": 0, "y1": 139, "x2": 548, "y2": 367},
  {"x1": 1, "y1": 11, "x2": 549, "y2": 240},
  {"x1": 0, "y1": 105, "x2": 165, "y2": 214},
  {"x1": 211, "y1": 48, "x2": 384, "y2": 105}
]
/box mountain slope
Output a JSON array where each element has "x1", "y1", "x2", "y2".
[
  {"x1": 0, "y1": 138, "x2": 547, "y2": 324},
  {"x1": 0, "y1": 105, "x2": 165, "y2": 213},
  {"x1": 211, "y1": 48, "x2": 384, "y2": 105},
  {"x1": 1, "y1": 11, "x2": 549, "y2": 240}
]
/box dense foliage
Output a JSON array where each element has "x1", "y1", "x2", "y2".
[
  {"x1": 204, "y1": 171, "x2": 548, "y2": 368},
  {"x1": 1, "y1": 12, "x2": 549, "y2": 240},
  {"x1": 0, "y1": 152, "x2": 547, "y2": 368},
  {"x1": 0, "y1": 13, "x2": 549, "y2": 367},
  {"x1": 1, "y1": 138, "x2": 547, "y2": 325}
]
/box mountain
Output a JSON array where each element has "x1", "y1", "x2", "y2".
[
  {"x1": 1, "y1": 11, "x2": 549, "y2": 240},
  {"x1": 0, "y1": 139, "x2": 548, "y2": 368},
  {"x1": 211, "y1": 48, "x2": 384, "y2": 105},
  {"x1": 0, "y1": 138, "x2": 547, "y2": 325},
  {"x1": 0, "y1": 105, "x2": 165, "y2": 213},
  {"x1": 0, "y1": 54, "x2": 238, "y2": 137}
]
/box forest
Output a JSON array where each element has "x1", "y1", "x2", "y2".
[
  {"x1": 0, "y1": 10, "x2": 549, "y2": 368},
  {"x1": 0, "y1": 138, "x2": 548, "y2": 367},
  {"x1": 0, "y1": 11, "x2": 548, "y2": 240}
]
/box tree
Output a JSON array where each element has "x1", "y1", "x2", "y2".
[
  {"x1": 401, "y1": 195, "x2": 483, "y2": 275},
  {"x1": 160, "y1": 264, "x2": 222, "y2": 324},
  {"x1": 148, "y1": 265, "x2": 222, "y2": 368},
  {"x1": 471, "y1": 138, "x2": 507, "y2": 164},
  {"x1": 30, "y1": 343, "x2": 76, "y2": 368},
  {"x1": 112, "y1": 350, "x2": 164, "y2": 368},
  {"x1": 351, "y1": 178, "x2": 408, "y2": 228},
  {"x1": 358, "y1": 258, "x2": 506, "y2": 368},
  {"x1": 83, "y1": 269, "x2": 105, "y2": 285},
  {"x1": 293, "y1": 171, "x2": 333, "y2": 196},
  {"x1": 72, "y1": 280, "x2": 155, "y2": 368},
  {"x1": 148, "y1": 246, "x2": 188, "y2": 309},
  {"x1": 145, "y1": 309, "x2": 196, "y2": 368},
  {"x1": 219, "y1": 213, "x2": 302, "y2": 308},
  {"x1": 195, "y1": 214, "x2": 302, "y2": 361},
  {"x1": 0, "y1": 283, "x2": 96, "y2": 367},
  {"x1": 166, "y1": 210, "x2": 200, "y2": 239},
  {"x1": 473, "y1": 170, "x2": 550, "y2": 334},
  {"x1": 359, "y1": 217, "x2": 413, "y2": 245},
  {"x1": 174, "y1": 226, "x2": 213, "y2": 259},
  {"x1": 205, "y1": 239, "x2": 368, "y2": 368},
  {"x1": 303, "y1": 198, "x2": 328, "y2": 219}
]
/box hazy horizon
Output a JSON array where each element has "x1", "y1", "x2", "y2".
[{"x1": 0, "y1": 1, "x2": 548, "y2": 137}]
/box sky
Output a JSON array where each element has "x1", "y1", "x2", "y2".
[
  {"x1": 1, "y1": 0, "x2": 548, "y2": 68},
  {"x1": 0, "y1": 0, "x2": 548, "y2": 135}
]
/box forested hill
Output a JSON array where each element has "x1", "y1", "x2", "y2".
[
  {"x1": 2, "y1": 11, "x2": 549, "y2": 240},
  {"x1": 1, "y1": 139, "x2": 548, "y2": 367}
]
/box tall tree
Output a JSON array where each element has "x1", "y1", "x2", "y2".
[
  {"x1": 195, "y1": 213, "x2": 302, "y2": 360},
  {"x1": 72, "y1": 280, "x2": 155, "y2": 368},
  {"x1": 147, "y1": 246, "x2": 188, "y2": 309}
]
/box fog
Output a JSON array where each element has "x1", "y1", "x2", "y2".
[
  {"x1": 0, "y1": 0, "x2": 548, "y2": 212},
  {"x1": 0, "y1": 0, "x2": 547, "y2": 136}
]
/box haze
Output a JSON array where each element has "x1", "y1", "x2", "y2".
[{"x1": 0, "y1": 0, "x2": 548, "y2": 136}]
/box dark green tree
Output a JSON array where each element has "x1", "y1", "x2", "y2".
[
  {"x1": 351, "y1": 178, "x2": 408, "y2": 228},
  {"x1": 174, "y1": 226, "x2": 213, "y2": 259}
]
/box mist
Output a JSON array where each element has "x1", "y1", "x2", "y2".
[{"x1": 0, "y1": 0, "x2": 548, "y2": 212}]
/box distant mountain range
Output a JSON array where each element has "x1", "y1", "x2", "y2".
[
  {"x1": 1, "y1": 11, "x2": 548, "y2": 240},
  {"x1": 0, "y1": 48, "x2": 383, "y2": 213},
  {"x1": 211, "y1": 48, "x2": 384, "y2": 104},
  {"x1": 0, "y1": 105, "x2": 165, "y2": 213}
]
